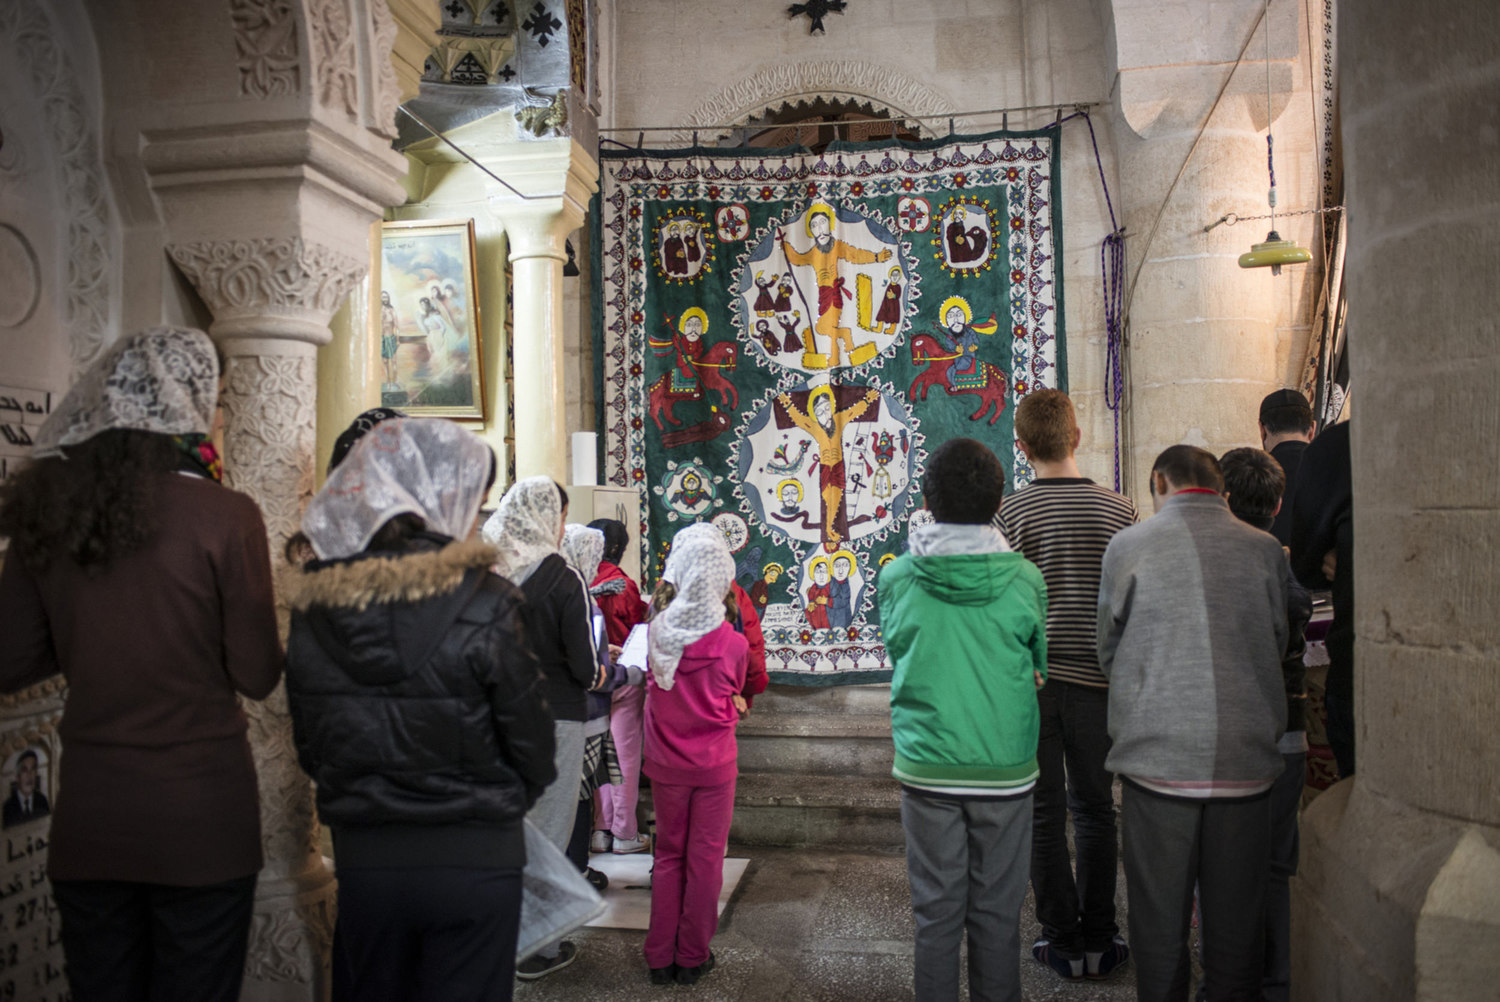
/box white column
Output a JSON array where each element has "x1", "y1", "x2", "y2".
[
  {"x1": 502, "y1": 206, "x2": 580, "y2": 482},
  {"x1": 485, "y1": 139, "x2": 599, "y2": 483}
]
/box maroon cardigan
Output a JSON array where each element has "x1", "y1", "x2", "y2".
[{"x1": 0, "y1": 474, "x2": 282, "y2": 885}]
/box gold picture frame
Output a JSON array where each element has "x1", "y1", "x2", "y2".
[{"x1": 375, "y1": 219, "x2": 486, "y2": 419}]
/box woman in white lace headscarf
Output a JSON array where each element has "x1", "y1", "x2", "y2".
[
  {"x1": 640, "y1": 521, "x2": 749, "y2": 983},
  {"x1": 482, "y1": 476, "x2": 565, "y2": 584},
  {"x1": 647, "y1": 522, "x2": 738, "y2": 690},
  {"x1": 301, "y1": 418, "x2": 493, "y2": 560},
  {"x1": 30, "y1": 326, "x2": 220, "y2": 460},
  {"x1": 482, "y1": 481, "x2": 604, "y2": 977},
  {"x1": 0, "y1": 327, "x2": 283, "y2": 1000},
  {"x1": 561, "y1": 524, "x2": 630, "y2": 888},
  {"x1": 561, "y1": 523, "x2": 605, "y2": 587},
  {"x1": 281, "y1": 418, "x2": 558, "y2": 999}
]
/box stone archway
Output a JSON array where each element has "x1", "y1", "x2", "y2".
[{"x1": 675, "y1": 59, "x2": 974, "y2": 143}]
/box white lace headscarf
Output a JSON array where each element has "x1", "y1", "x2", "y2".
[
  {"x1": 31, "y1": 327, "x2": 219, "y2": 458},
  {"x1": 482, "y1": 476, "x2": 565, "y2": 585},
  {"x1": 301, "y1": 418, "x2": 493, "y2": 560},
  {"x1": 561, "y1": 524, "x2": 605, "y2": 586},
  {"x1": 648, "y1": 521, "x2": 735, "y2": 690}
]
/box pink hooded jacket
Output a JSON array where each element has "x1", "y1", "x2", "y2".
[{"x1": 643, "y1": 621, "x2": 748, "y2": 786}]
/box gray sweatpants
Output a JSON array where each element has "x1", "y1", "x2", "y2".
[
  {"x1": 525, "y1": 720, "x2": 585, "y2": 959},
  {"x1": 529, "y1": 720, "x2": 586, "y2": 851},
  {"x1": 900, "y1": 788, "x2": 1032, "y2": 1002},
  {"x1": 1123, "y1": 784, "x2": 1270, "y2": 1002}
]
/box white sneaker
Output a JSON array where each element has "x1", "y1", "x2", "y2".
[
  {"x1": 612, "y1": 834, "x2": 650, "y2": 854},
  {"x1": 589, "y1": 830, "x2": 612, "y2": 854}
]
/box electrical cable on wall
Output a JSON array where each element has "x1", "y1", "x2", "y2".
[{"x1": 1080, "y1": 110, "x2": 1128, "y2": 494}]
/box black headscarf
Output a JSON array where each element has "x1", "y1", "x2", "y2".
[
  {"x1": 588, "y1": 518, "x2": 629, "y2": 566},
  {"x1": 327, "y1": 408, "x2": 404, "y2": 475}
]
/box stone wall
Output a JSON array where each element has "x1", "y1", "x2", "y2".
[{"x1": 0, "y1": 0, "x2": 114, "y2": 420}]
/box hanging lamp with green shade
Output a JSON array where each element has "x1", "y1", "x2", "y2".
[{"x1": 1239, "y1": 0, "x2": 1310, "y2": 276}]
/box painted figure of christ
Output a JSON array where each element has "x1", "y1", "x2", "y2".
[{"x1": 775, "y1": 384, "x2": 881, "y2": 551}]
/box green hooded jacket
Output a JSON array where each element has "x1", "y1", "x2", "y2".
[{"x1": 880, "y1": 539, "x2": 1047, "y2": 791}]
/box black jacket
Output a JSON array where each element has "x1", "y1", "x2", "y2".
[
  {"x1": 284, "y1": 536, "x2": 556, "y2": 869},
  {"x1": 1231, "y1": 513, "x2": 1314, "y2": 735},
  {"x1": 1268, "y1": 438, "x2": 1308, "y2": 546},
  {"x1": 1289, "y1": 422, "x2": 1354, "y2": 686},
  {"x1": 518, "y1": 553, "x2": 604, "y2": 722}
]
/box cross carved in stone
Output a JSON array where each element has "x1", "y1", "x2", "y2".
[
  {"x1": 522, "y1": 1, "x2": 563, "y2": 46},
  {"x1": 787, "y1": 0, "x2": 848, "y2": 35}
]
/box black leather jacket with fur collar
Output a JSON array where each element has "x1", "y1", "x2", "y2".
[{"x1": 283, "y1": 535, "x2": 556, "y2": 869}]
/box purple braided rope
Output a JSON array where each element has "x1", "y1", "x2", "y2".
[{"x1": 1083, "y1": 112, "x2": 1127, "y2": 492}]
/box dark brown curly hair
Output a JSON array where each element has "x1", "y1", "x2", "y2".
[{"x1": 0, "y1": 429, "x2": 181, "y2": 574}]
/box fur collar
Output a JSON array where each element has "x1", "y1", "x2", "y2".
[{"x1": 281, "y1": 539, "x2": 499, "y2": 612}]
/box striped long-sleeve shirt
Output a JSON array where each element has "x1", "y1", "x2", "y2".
[{"x1": 995, "y1": 478, "x2": 1138, "y2": 687}]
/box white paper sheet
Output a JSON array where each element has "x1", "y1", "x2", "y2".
[{"x1": 618, "y1": 622, "x2": 649, "y2": 670}]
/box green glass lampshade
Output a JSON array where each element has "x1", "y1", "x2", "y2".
[{"x1": 1238, "y1": 230, "x2": 1311, "y2": 275}]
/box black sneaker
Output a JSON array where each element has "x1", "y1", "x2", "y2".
[
  {"x1": 649, "y1": 964, "x2": 677, "y2": 985},
  {"x1": 1086, "y1": 936, "x2": 1131, "y2": 979},
  {"x1": 516, "y1": 941, "x2": 578, "y2": 981},
  {"x1": 1032, "y1": 937, "x2": 1084, "y2": 981},
  {"x1": 585, "y1": 866, "x2": 609, "y2": 892},
  {"x1": 675, "y1": 952, "x2": 715, "y2": 985}
]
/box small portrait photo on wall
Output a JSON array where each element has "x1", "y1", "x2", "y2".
[{"x1": 1, "y1": 744, "x2": 51, "y2": 830}]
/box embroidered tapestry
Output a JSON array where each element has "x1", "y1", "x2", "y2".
[{"x1": 593, "y1": 128, "x2": 1067, "y2": 684}]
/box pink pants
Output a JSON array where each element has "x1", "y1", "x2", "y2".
[
  {"x1": 642, "y1": 776, "x2": 736, "y2": 969},
  {"x1": 595, "y1": 684, "x2": 646, "y2": 839}
]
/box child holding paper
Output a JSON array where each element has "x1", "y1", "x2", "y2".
[
  {"x1": 642, "y1": 523, "x2": 747, "y2": 986},
  {"x1": 589, "y1": 519, "x2": 652, "y2": 854}
]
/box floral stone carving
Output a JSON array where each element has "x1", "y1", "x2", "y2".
[
  {"x1": 231, "y1": 0, "x2": 302, "y2": 99},
  {"x1": 0, "y1": 0, "x2": 114, "y2": 371},
  {"x1": 168, "y1": 238, "x2": 367, "y2": 321}
]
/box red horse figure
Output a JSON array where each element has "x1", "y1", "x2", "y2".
[
  {"x1": 648, "y1": 341, "x2": 739, "y2": 428},
  {"x1": 907, "y1": 331, "x2": 1008, "y2": 425}
]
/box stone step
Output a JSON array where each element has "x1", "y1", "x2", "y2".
[
  {"x1": 736, "y1": 712, "x2": 894, "y2": 777},
  {"x1": 753, "y1": 682, "x2": 891, "y2": 716},
  {"x1": 728, "y1": 771, "x2": 906, "y2": 853}
]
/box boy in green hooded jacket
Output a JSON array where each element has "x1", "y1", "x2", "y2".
[{"x1": 880, "y1": 437, "x2": 1047, "y2": 1002}]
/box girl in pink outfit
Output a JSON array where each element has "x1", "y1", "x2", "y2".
[{"x1": 642, "y1": 523, "x2": 748, "y2": 986}]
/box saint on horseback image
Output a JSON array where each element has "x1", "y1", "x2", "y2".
[
  {"x1": 907, "y1": 295, "x2": 1009, "y2": 425},
  {"x1": 647, "y1": 308, "x2": 739, "y2": 442}
]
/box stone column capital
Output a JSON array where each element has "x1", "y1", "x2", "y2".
[
  {"x1": 167, "y1": 237, "x2": 368, "y2": 347},
  {"x1": 492, "y1": 197, "x2": 589, "y2": 262},
  {"x1": 476, "y1": 137, "x2": 599, "y2": 260}
]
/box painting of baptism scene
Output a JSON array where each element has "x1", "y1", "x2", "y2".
[{"x1": 377, "y1": 220, "x2": 485, "y2": 418}]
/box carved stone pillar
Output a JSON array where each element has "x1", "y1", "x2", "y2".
[
  {"x1": 1290, "y1": 4, "x2": 1500, "y2": 999},
  {"x1": 168, "y1": 237, "x2": 369, "y2": 1000},
  {"x1": 44, "y1": 0, "x2": 409, "y2": 996}
]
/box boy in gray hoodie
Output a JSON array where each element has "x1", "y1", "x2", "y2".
[{"x1": 1097, "y1": 445, "x2": 1288, "y2": 1001}]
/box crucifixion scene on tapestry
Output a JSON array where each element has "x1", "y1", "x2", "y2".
[{"x1": 595, "y1": 130, "x2": 1066, "y2": 682}]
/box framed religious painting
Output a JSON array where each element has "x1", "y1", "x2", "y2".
[{"x1": 374, "y1": 219, "x2": 486, "y2": 420}]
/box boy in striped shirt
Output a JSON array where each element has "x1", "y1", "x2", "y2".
[{"x1": 995, "y1": 389, "x2": 1137, "y2": 982}]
